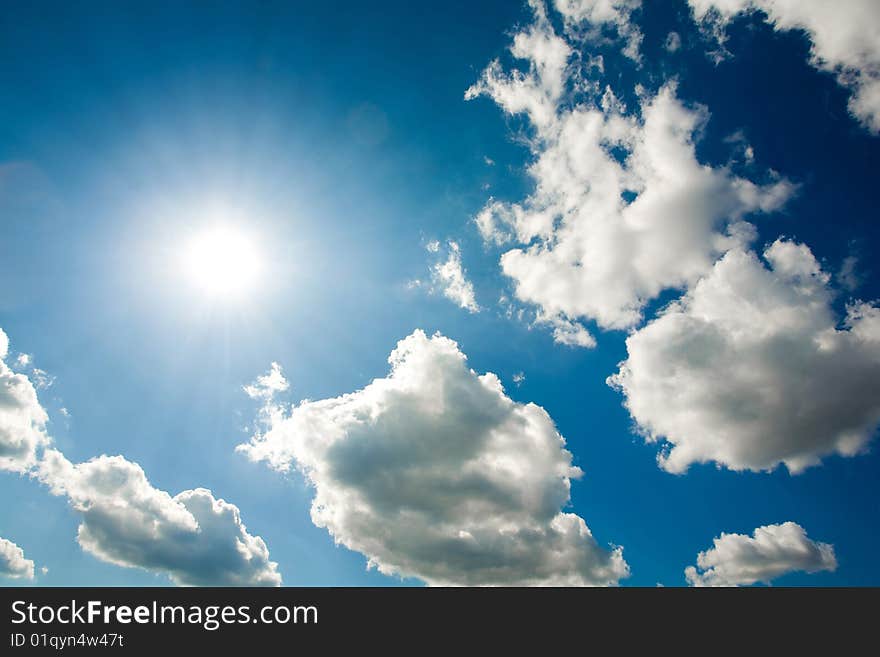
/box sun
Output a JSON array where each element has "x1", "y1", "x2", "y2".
[{"x1": 182, "y1": 227, "x2": 262, "y2": 299}]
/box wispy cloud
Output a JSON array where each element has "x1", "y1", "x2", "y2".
[{"x1": 414, "y1": 240, "x2": 480, "y2": 313}]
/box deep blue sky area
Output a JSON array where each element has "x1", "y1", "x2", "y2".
[{"x1": 0, "y1": 1, "x2": 878, "y2": 587}]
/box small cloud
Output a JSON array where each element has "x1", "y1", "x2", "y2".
[
  {"x1": 59, "y1": 407, "x2": 70, "y2": 418},
  {"x1": 539, "y1": 315, "x2": 596, "y2": 349},
  {"x1": 420, "y1": 241, "x2": 480, "y2": 313},
  {"x1": 724, "y1": 130, "x2": 756, "y2": 163},
  {"x1": 483, "y1": 156, "x2": 495, "y2": 166},
  {"x1": 512, "y1": 371, "x2": 526, "y2": 386},
  {"x1": 838, "y1": 255, "x2": 861, "y2": 292},
  {"x1": 40, "y1": 566, "x2": 49, "y2": 575},
  {"x1": 10, "y1": 352, "x2": 55, "y2": 389},
  {"x1": 686, "y1": 522, "x2": 836, "y2": 587},
  {"x1": 473, "y1": 200, "x2": 517, "y2": 247},
  {"x1": 664, "y1": 31, "x2": 681, "y2": 53},
  {"x1": 498, "y1": 294, "x2": 529, "y2": 325},
  {"x1": 244, "y1": 362, "x2": 289, "y2": 400}
]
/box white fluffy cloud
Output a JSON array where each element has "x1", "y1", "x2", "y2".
[
  {"x1": 685, "y1": 522, "x2": 836, "y2": 586},
  {"x1": 544, "y1": 315, "x2": 597, "y2": 348},
  {"x1": 609, "y1": 240, "x2": 880, "y2": 474},
  {"x1": 239, "y1": 330, "x2": 628, "y2": 586},
  {"x1": 0, "y1": 325, "x2": 280, "y2": 586},
  {"x1": 37, "y1": 449, "x2": 281, "y2": 586},
  {"x1": 0, "y1": 537, "x2": 35, "y2": 580},
  {"x1": 689, "y1": 0, "x2": 880, "y2": 133},
  {"x1": 0, "y1": 328, "x2": 49, "y2": 473},
  {"x1": 466, "y1": 2, "x2": 571, "y2": 131},
  {"x1": 429, "y1": 241, "x2": 480, "y2": 313},
  {"x1": 244, "y1": 362, "x2": 289, "y2": 400},
  {"x1": 467, "y1": 5, "x2": 794, "y2": 342}
]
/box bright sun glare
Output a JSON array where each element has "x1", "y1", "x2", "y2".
[{"x1": 183, "y1": 227, "x2": 262, "y2": 299}]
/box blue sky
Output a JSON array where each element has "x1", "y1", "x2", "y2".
[{"x1": 1, "y1": 0, "x2": 879, "y2": 586}]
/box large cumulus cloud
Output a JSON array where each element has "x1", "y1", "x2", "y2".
[
  {"x1": 466, "y1": 2, "x2": 793, "y2": 342},
  {"x1": 686, "y1": 522, "x2": 836, "y2": 586},
  {"x1": 608, "y1": 240, "x2": 880, "y2": 474},
  {"x1": 239, "y1": 329, "x2": 628, "y2": 586}
]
